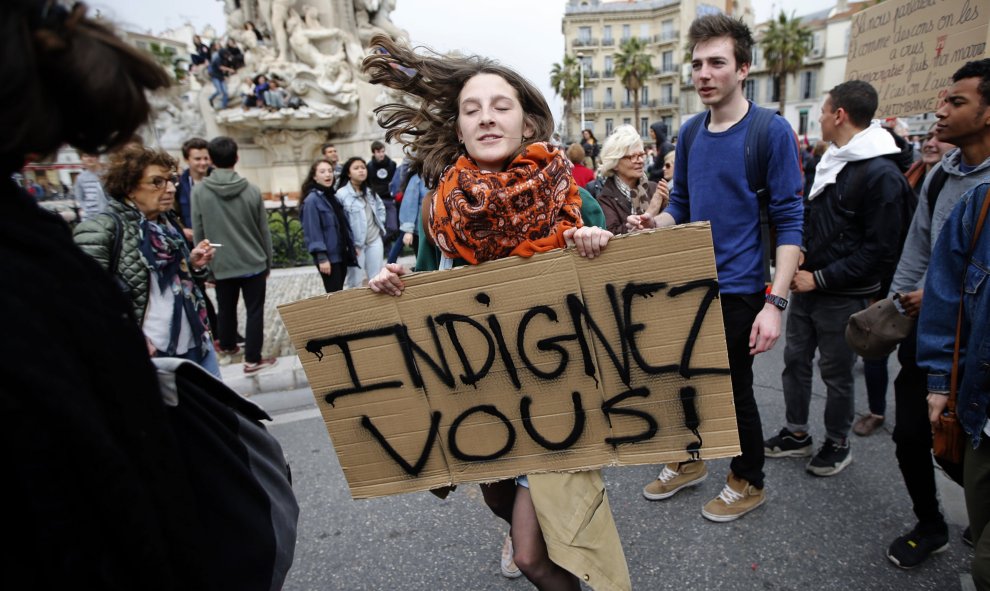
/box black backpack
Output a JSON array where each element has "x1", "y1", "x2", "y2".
[
  {"x1": 924, "y1": 165, "x2": 951, "y2": 221},
  {"x1": 153, "y1": 358, "x2": 299, "y2": 591}
]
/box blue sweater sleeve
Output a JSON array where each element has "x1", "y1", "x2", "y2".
[
  {"x1": 664, "y1": 125, "x2": 692, "y2": 225},
  {"x1": 765, "y1": 117, "x2": 804, "y2": 248}
]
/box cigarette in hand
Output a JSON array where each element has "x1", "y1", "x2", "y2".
[{"x1": 209, "y1": 243, "x2": 223, "y2": 247}]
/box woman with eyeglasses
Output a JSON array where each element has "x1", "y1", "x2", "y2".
[
  {"x1": 73, "y1": 144, "x2": 221, "y2": 377},
  {"x1": 595, "y1": 124, "x2": 669, "y2": 235}
]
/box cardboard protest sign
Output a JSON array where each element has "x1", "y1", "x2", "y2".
[
  {"x1": 845, "y1": 0, "x2": 988, "y2": 118},
  {"x1": 279, "y1": 224, "x2": 740, "y2": 499}
]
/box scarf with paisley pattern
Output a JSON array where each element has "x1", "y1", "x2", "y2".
[{"x1": 428, "y1": 142, "x2": 583, "y2": 264}]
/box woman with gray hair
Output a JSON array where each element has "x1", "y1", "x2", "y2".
[{"x1": 595, "y1": 125, "x2": 668, "y2": 235}]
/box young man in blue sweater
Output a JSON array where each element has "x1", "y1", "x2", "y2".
[{"x1": 629, "y1": 13, "x2": 804, "y2": 522}]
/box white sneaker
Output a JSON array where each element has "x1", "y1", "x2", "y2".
[{"x1": 500, "y1": 533, "x2": 522, "y2": 578}]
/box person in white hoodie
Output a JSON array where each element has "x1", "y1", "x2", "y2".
[{"x1": 764, "y1": 80, "x2": 912, "y2": 477}]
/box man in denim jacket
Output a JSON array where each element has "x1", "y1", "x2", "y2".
[
  {"x1": 886, "y1": 59, "x2": 990, "y2": 571},
  {"x1": 918, "y1": 180, "x2": 990, "y2": 590}
]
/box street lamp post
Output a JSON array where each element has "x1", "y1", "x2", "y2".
[{"x1": 577, "y1": 51, "x2": 585, "y2": 135}]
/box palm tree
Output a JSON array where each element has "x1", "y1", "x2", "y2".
[
  {"x1": 550, "y1": 55, "x2": 581, "y2": 142},
  {"x1": 760, "y1": 11, "x2": 812, "y2": 116},
  {"x1": 614, "y1": 37, "x2": 653, "y2": 136}
]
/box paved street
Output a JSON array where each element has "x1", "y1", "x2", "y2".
[{"x1": 248, "y1": 298, "x2": 975, "y2": 590}]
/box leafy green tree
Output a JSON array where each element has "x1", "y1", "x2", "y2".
[
  {"x1": 760, "y1": 11, "x2": 812, "y2": 115},
  {"x1": 614, "y1": 37, "x2": 653, "y2": 135},
  {"x1": 550, "y1": 55, "x2": 581, "y2": 142}
]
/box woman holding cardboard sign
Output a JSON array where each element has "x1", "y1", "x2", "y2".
[{"x1": 363, "y1": 36, "x2": 629, "y2": 591}]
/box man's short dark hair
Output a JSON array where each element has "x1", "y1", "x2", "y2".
[
  {"x1": 687, "y1": 14, "x2": 754, "y2": 69},
  {"x1": 371, "y1": 140, "x2": 385, "y2": 152},
  {"x1": 320, "y1": 142, "x2": 335, "y2": 154},
  {"x1": 182, "y1": 137, "x2": 208, "y2": 159},
  {"x1": 952, "y1": 58, "x2": 990, "y2": 106},
  {"x1": 208, "y1": 136, "x2": 238, "y2": 168},
  {"x1": 828, "y1": 80, "x2": 878, "y2": 128}
]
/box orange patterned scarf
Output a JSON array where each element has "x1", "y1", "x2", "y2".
[{"x1": 428, "y1": 142, "x2": 583, "y2": 265}]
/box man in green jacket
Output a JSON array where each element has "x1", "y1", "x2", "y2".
[{"x1": 192, "y1": 136, "x2": 276, "y2": 374}]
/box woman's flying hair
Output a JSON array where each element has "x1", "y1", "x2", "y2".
[
  {"x1": 362, "y1": 34, "x2": 553, "y2": 187},
  {"x1": 1, "y1": 0, "x2": 171, "y2": 172}
]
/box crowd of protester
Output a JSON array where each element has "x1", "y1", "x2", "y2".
[{"x1": 13, "y1": 1, "x2": 990, "y2": 587}]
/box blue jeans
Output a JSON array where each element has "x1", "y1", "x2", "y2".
[
  {"x1": 782, "y1": 291, "x2": 867, "y2": 441},
  {"x1": 346, "y1": 237, "x2": 384, "y2": 288},
  {"x1": 863, "y1": 355, "x2": 889, "y2": 416},
  {"x1": 156, "y1": 343, "x2": 221, "y2": 379},
  {"x1": 209, "y1": 77, "x2": 228, "y2": 108},
  {"x1": 387, "y1": 232, "x2": 414, "y2": 264}
]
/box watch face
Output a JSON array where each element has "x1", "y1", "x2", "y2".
[{"x1": 766, "y1": 294, "x2": 787, "y2": 310}]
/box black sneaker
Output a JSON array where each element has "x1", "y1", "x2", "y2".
[
  {"x1": 963, "y1": 526, "x2": 973, "y2": 548},
  {"x1": 887, "y1": 523, "x2": 949, "y2": 569},
  {"x1": 806, "y1": 439, "x2": 852, "y2": 476},
  {"x1": 764, "y1": 428, "x2": 813, "y2": 458}
]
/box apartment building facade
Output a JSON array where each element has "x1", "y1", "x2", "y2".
[{"x1": 562, "y1": 0, "x2": 753, "y2": 142}]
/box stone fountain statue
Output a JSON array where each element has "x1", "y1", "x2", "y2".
[{"x1": 156, "y1": 0, "x2": 408, "y2": 195}]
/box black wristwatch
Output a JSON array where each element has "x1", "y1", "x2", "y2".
[{"x1": 765, "y1": 293, "x2": 788, "y2": 311}]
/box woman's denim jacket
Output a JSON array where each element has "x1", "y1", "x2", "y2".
[
  {"x1": 918, "y1": 182, "x2": 990, "y2": 447},
  {"x1": 337, "y1": 182, "x2": 386, "y2": 247}
]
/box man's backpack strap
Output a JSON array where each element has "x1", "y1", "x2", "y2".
[
  {"x1": 926, "y1": 165, "x2": 950, "y2": 222},
  {"x1": 744, "y1": 106, "x2": 781, "y2": 284},
  {"x1": 678, "y1": 112, "x2": 707, "y2": 170}
]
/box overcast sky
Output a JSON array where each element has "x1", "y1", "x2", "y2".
[{"x1": 91, "y1": 0, "x2": 835, "y2": 117}]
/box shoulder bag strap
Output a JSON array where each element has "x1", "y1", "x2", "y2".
[{"x1": 949, "y1": 185, "x2": 990, "y2": 412}]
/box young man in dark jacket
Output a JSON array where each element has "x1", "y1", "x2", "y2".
[
  {"x1": 764, "y1": 80, "x2": 910, "y2": 476},
  {"x1": 368, "y1": 140, "x2": 398, "y2": 243}
]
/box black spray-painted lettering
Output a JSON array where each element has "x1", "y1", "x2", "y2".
[
  {"x1": 517, "y1": 306, "x2": 575, "y2": 381},
  {"x1": 679, "y1": 386, "x2": 703, "y2": 460},
  {"x1": 668, "y1": 279, "x2": 727, "y2": 379},
  {"x1": 434, "y1": 313, "x2": 496, "y2": 388},
  {"x1": 448, "y1": 405, "x2": 516, "y2": 461},
  {"x1": 360, "y1": 411, "x2": 442, "y2": 476},
  {"x1": 601, "y1": 386, "x2": 659, "y2": 446},
  {"x1": 303, "y1": 278, "x2": 729, "y2": 470},
  {"x1": 521, "y1": 392, "x2": 586, "y2": 451},
  {"x1": 305, "y1": 326, "x2": 405, "y2": 406}
]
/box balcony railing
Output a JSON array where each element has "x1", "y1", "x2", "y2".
[
  {"x1": 572, "y1": 37, "x2": 597, "y2": 48},
  {"x1": 656, "y1": 31, "x2": 679, "y2": 43},
  {"x1": 603, "y1": 69, "x2": 615, "y2": 78},
  {"x1": 584, "y1": 69, "x2": 601, "y2": 79},
  {"x1": 602, "y1": 37, "x2": 615, "y2": 47}
]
